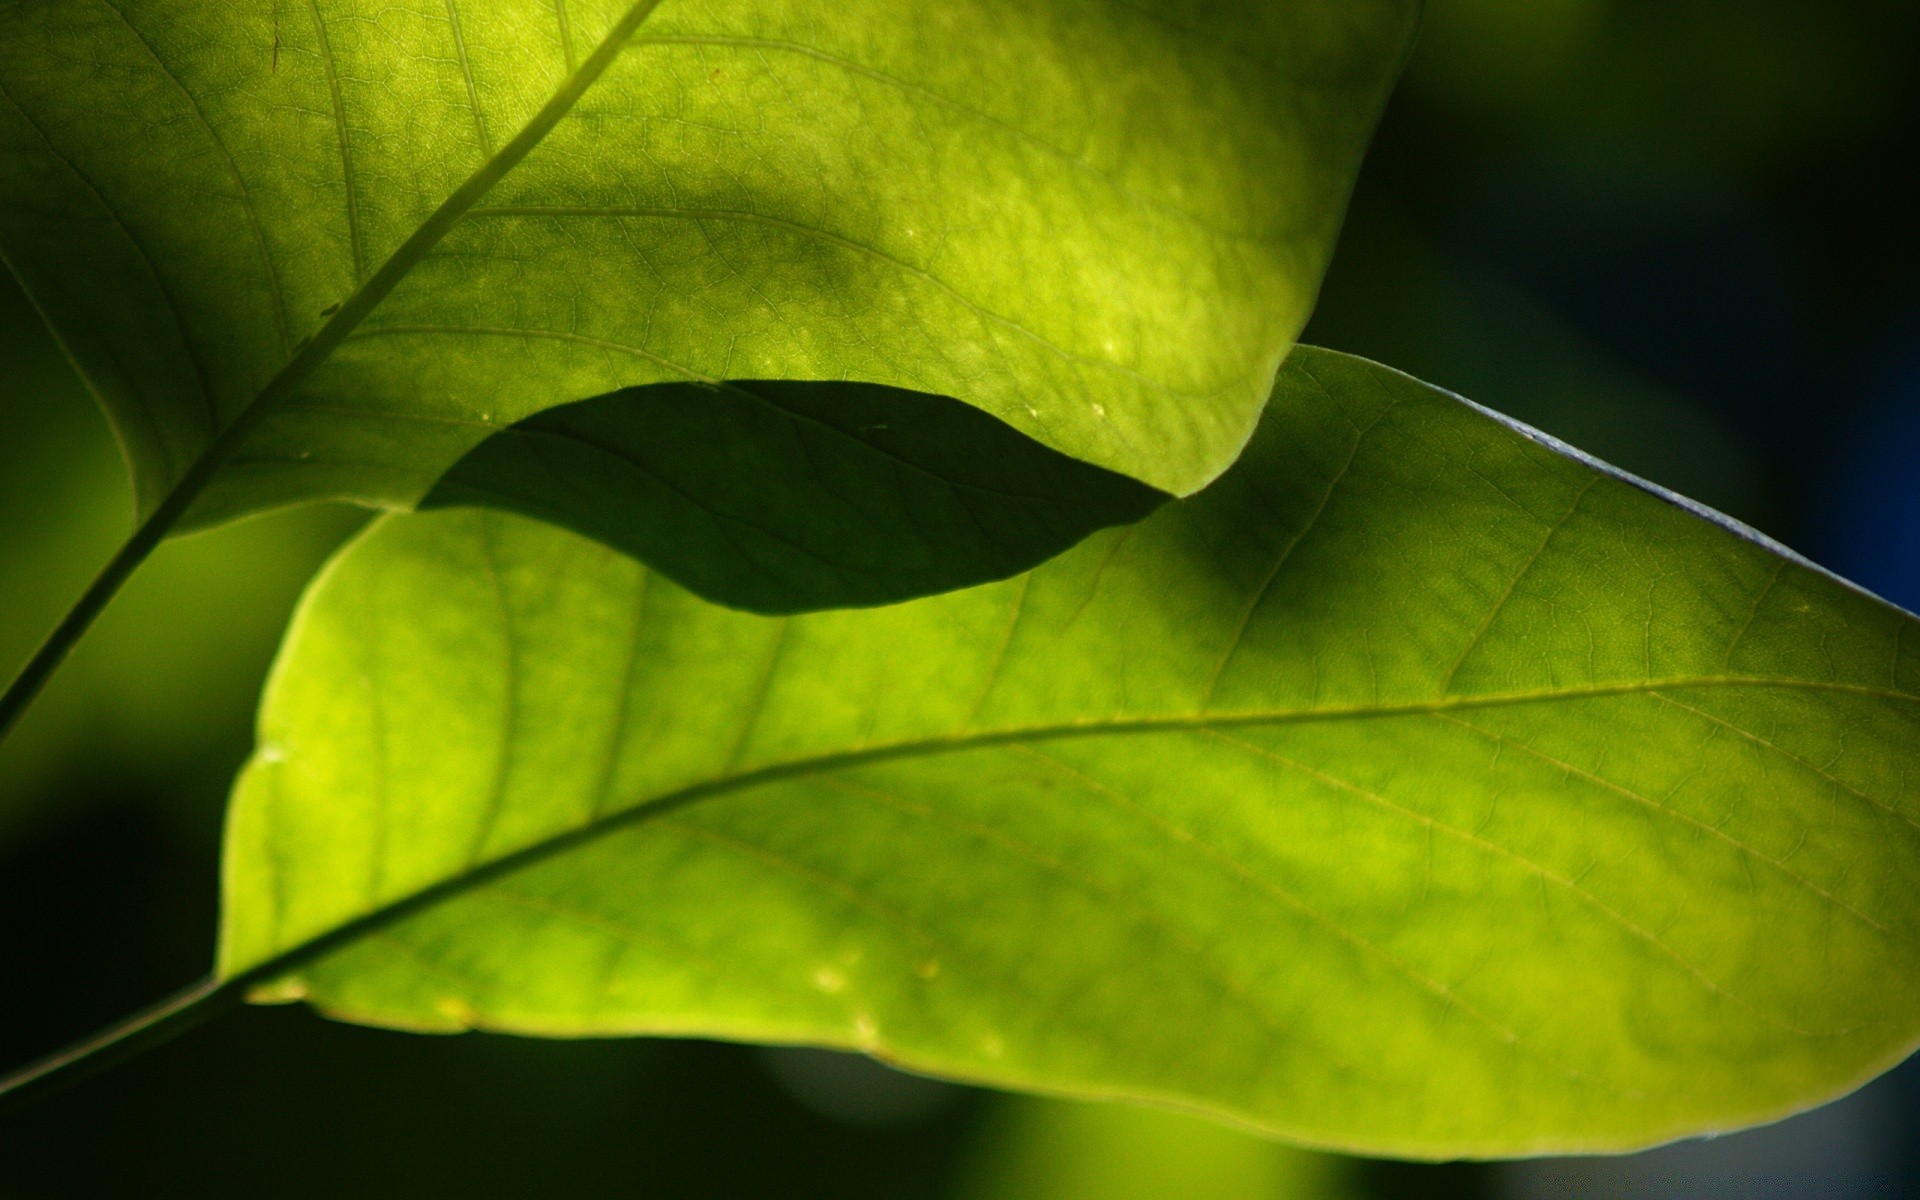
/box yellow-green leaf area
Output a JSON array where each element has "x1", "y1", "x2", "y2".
[
  {"x1": 0, "y1": 0, "x2": 1417, "y2": 514},
  {"x1": 219, "y1": 349, "x2": 1920, "y2": 1157}
]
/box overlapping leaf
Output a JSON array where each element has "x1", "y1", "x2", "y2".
[
  {"x1": 0, "y1": 0, "x2": 1415, "y2": 605},
  {"x1": 221, "y1": 348, "x2": 1920, "y2": 1156}
]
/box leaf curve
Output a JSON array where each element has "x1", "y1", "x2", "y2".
[
  {"x1": 0, "y1": 0, "x2": 1418, "y2": 534},
  {"x1": 218, "y1": 348, "x2": 1920, "y2": 1157}
]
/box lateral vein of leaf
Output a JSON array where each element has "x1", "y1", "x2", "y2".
[
  {"x1": 464, "y1": 517, "x2": 521, "y2": 867},
  {"x1": 966, "y1": 575, "x2": 1032, "y2": 723},
  {"x1": 818, "y1": 775, "x2": 1380, "y2": 1078},
  {"x1": 357, "y1": 560, "x2": 395, "y2": 908},
  {"x1": 1644, "y1": 690, "x2": 1920, "y2": 837},
  {"x1": 1723, "y1": 559, "x2": 1788, "y2": 671},
  {"x1": 1006, "y1": 748, "x2": 1567, "y2": 1078},
  {"x1": 1218, "y1": 724, "x2": 1791, "y2": 1015},
  {"x1": 305, "y1": 0, "x2": 363, "y2": 283},
  {"x1": 654, "y1": 814, "x2": 945, "y2": 954},
  {"x1": 586, "y1": 563, "x2": 649, "y2": 821},
  {"x1": 1438, "y1": 477, "x2": 1601, "y2": 693},
  {"x1": 367, "y1": 930, "x2": 482, "y2": 997},
  {"x1": 1200, "y1": 396, "x2": 1392, "y2": 706},
  {"x1": 553, "y1": 0, "x2": 577, "y2": 72},
  {"x1": 478, "y1": 880, "x2": 732, "y2": 975},
  {"x1": 0, "y1": 73, "x2": 222, "y2": 445},
  {"x1": 91, "y1": 0, "x2": 293, "y2": 356},
  {"x1": 443, "y1": 0, "x2": 494, "y2": 157},
  {"x1": 1434, "y1": 711, "x2": 1901, "y2": 947},
  {"x1": 723, "y1": 619, "x2": 792, "y2": 773},
  {"x1": 226, "y1": 674, "x2": 1920, "y2": 997}
]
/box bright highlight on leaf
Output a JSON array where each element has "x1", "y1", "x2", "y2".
[
  {"x1": 0, "y1": 0, "x2": 1418, "y2": 542},
  {"x1": 221, "y1": 348, "x2": 1920, "y2": 1158}
]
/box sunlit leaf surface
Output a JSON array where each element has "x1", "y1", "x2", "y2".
[
  {"x1": 221, "y1": 349, "x2": 1920, "y2": 1156},
  {"x1": 0, "y1": 0, "x2": 1415, "y2": 557}
]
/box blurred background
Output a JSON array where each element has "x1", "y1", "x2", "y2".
[{"x1": 2, "y1": 0, "x2": 1919, "y2": 1194}]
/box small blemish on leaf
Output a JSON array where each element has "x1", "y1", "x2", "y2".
[{"x1": 813, "y1": 966, "x2": 846, "y2": 993}]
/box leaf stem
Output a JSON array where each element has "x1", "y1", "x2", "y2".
[
  {"x1": 0, "y1": 0, "x2": 670, "y2": 751},
  {"x1": 0, "y1": 976, "x2": 243, "y2": 1118},
  {"x1": 0, "y1": 496, "x2": 181, "y2": 745}
]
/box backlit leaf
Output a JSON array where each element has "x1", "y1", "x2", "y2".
[
  {"x1": 219, "y1": 348, "x2": 1920, "y2": 1156},
  {"x1": 0, "y1": 0, "x2": 1415, "y2": 600}
]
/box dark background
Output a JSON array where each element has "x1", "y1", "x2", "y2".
[{"x1": 2, "y1": 0, "x2": 1919, "y2": 1194}]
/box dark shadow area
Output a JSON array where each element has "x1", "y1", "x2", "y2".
[{"x1": 423, "y1": 380, "x2": 1165, "y2": 614}]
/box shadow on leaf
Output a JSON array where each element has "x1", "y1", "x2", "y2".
[{"x1": 421, "y1": 379, "x2": 1167, "y2": 614}]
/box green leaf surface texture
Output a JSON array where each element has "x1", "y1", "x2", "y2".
[
  {"x1": 219, "y1": 348, "x2": 1920, "y2": 1157},
  {"x1": 0, "y1": 0, "x2": 1418, "y2": 523}
]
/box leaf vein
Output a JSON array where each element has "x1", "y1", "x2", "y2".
[
  {"x1": 1439, "y1": 477, "x2": 1601, "y2": 695},
  {"x1": 1204, "y1": 728, "x2": 1815, "y2": 1036},
  {"x1": 1199, "y1": 395, "x2": 1393, "y2": 708},
  {"x1": 90, "y1": 0, "x2": 293, "y2": 356},
  {"x1": 306, "y1": 0, "x2": 365, "y2": 282},
  {"x1": 1009, "y1": 747, "x2": 1596, "y2": 1081}
]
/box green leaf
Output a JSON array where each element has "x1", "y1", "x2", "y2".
[
  {"x1": 219, "y1": 348, "x2": 1920, "y2": 1157},
  {"x1": 0, "y1": 0, "x2": 1417, "y2": 538},
  {"x1": 420, "y1": 379, "x2": 1163, "y2": 613}
]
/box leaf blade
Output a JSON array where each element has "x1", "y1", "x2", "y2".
[
  {"x1": 0, "y1": 0, "x2": 1418, "y2": 522},
  {"x1": 221, "y1": 347, "x2": 1920, "y2": 1156}
]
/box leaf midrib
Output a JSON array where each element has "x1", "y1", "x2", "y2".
[
  {"x1": 228, "y1": 671, "x2": 1920, "y2": 987},
  {"x1": 0, "y1": 0, "x2": 676, "y2": 750},
  {"x1": 136, "y1": 0, "x2": 675, "y2": 524}
]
